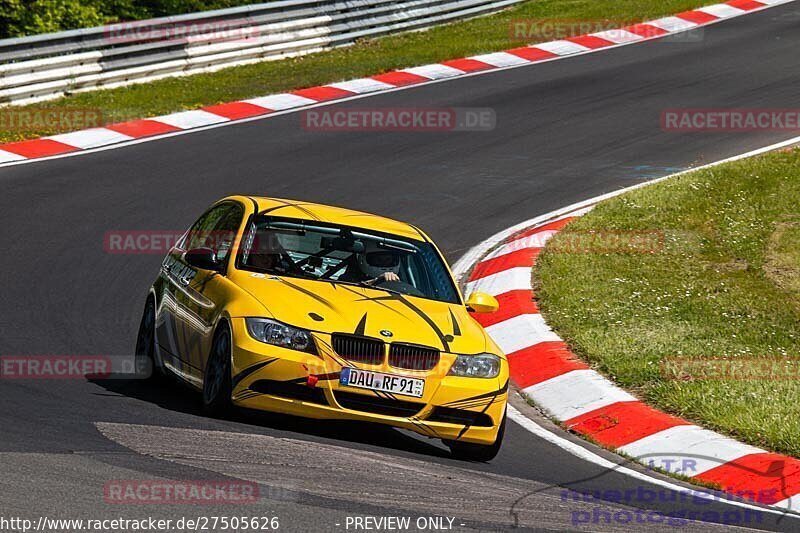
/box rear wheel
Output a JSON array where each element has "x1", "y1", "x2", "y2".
[
  {"x1": 134, "y1": 297, "x2": 163, "y2": 380},
  {"x1": 203, "y1": 323, "x2": 233, "y2": 416},
  {"x1": 445, "y1": 411, "x2": 506, "y2": 462}
]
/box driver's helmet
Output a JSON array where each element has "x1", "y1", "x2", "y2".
[{"x1": 357, "y1": 240, "x2": 401, "y2": 279}]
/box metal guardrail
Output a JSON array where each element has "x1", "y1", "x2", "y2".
[{"x1": 0, "y1": 0, "x2": 523, "y2": 105}]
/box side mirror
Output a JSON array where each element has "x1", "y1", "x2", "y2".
[
  {"x1": 184, "y1": 247, "x2": 222, "y2": 271},
  {"x1": 465, "y1": 292, "x2": 499, "y2": 314}
]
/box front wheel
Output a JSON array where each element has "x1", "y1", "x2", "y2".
[
  {"x1": 203, "y1": 323, "x2": 233, "y2": 417},
  {"x1": 445, "y1": 412, "x2": 506, "y2": 462}
]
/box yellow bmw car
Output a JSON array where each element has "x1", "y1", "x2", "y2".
[{"x1": 135, "y1": 196, "x2": 508, "y2": 460}]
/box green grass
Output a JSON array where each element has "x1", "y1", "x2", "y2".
[
  {"x1": 534, "y1": 148, "x2": 800, "y2": 457},
  {"x1": 0, "y1": 0, "x2": 711, "y2": 142}
]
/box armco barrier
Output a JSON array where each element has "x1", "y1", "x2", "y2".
[{"x1": 0, "y1": 0, "x2": 523, "y2": 106}]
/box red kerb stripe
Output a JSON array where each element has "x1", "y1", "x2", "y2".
[
  {"x1": 507, "y1": 341, "x2": 588, "y2": 388},
  {"x1": 564, "y1": 401, "x2": 690, "y2": 448}
]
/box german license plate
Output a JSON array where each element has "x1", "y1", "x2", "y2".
[{"x1": 339, "y1": 368, "x2": 424, "y2": 398}]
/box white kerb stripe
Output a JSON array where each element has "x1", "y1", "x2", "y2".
[
  {"x1": 244, "y1": 93, "x2": 318, "y2": 110},
  {"x1": 465, "y1": 266, "x2": 531, "y2": 296},
  {"x1": 326, "y1": 78, "x2": 395, "y2": 94},
  {"x1": 533, "y1": 40, "x2": 590, "y2": 56},
  {"x1": 523, "y1": 369, "x2": 637, "y2": 421},
  {"x1": 619, "y1": 425, "x2": 765, "y2": 476},
  {"x1": 485, "y1": 314, "x2": 560, "y2": 354},
  {"x1": 469, "y1": 52, "x2": 529, "y2": 67},
  {"x1": 484, "y1": 230, "x2": 557, "y2": 260},
  {"x1": 773, "y1": 496, "x2": 800, "y2": 513},
  {"x1": 401, "y1": 64, "x2": 464, "y2": 79},
  {"x1": 648, "y1": 16, "x2": 698, "y2": 32},
  {"x1": 47, "y1": 128, "x2": 134, "y2": 149},
  {"x1": 153, "y1": 110, "x2": 228, "y2": 129},
  {"x1": 0, "y1": 149, "x2": 26, "y2": 163},
  {"x1": 697, "y1": 3, "x2": 746, "y2": 17},
  {"x1": 591, "y1": 29, "x2": 644, "y2": 44}
]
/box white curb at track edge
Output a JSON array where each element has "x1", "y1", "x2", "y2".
[
  {"x1": 0, "y1": 0, "x2": 796, "y2": 168},
  {"x1": 453, "y1": 133, "x2": 800, "y2": 515}
]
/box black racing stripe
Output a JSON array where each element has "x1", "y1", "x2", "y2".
[
  {"x1": 351, "y1": 291, "x2": 450, "y2": 351},
  {"x1": 450, "y1": 309, "x2": 461, "y2": 337},
  {"x1": 313, "y1": 337, "x2": 350, "y2": 368},
  {"x1": 454, "y1": 380, "x2": 508, "y2": 440},
  {"x1": 246, "y1": 196, "x2": 259, "y2": 213},
  {"x1": 258, "y1": 200, "x2": 321, "y2": 221},
  {"x1": 232, "y1": 358, "x2": 277, "y2": 388},
  {"x1": 353, "y1": 313, "x2": 368, "y2": 336},
  {"x1": 411, "y1": 420, "x2": 439, "y2": 438},
  {"x1": 407, "y1": 223, "x2": 429, "y2": 242},
  {"x1": 337, "y1": 285, "x2": 410, "y2": 319},
  {"x1": 445, "y1": 379, "x2": 508, "y2": 407},
  {"x1": 277, "y1": 278, "x2": 332, "y2": 308}
]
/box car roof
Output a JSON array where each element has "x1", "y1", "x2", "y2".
[{"x1": 237, "y1": 196, "x2": 427, "y2": 241}]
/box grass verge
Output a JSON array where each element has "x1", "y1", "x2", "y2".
[
  {"x1": 534, "y1": 147, "x2": 800, "y2": 457},
  {"x1": 0, "y1": 0, "x2": 711, "y2": 142}
]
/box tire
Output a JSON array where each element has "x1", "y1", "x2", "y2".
[
  {"x1": 445, "y1": 411, "x2": 506, "y2": 462},
  {"x1": 134, "y1": 297, "x2": 163, "y2": 381},
  {"x1": 203, "y1": 322, "x2": 233, "y2": 416}
]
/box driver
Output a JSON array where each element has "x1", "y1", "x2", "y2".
[
  {"x1": 247, "y1": 231, "x2": 284, "y2": 272},
  {"x1": 341, "y1": 240, "x2": 401, "y2": 285}
]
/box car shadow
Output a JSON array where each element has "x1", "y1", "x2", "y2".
[{"x1": 90, "y1": 375, "x2": 453, "y2": 460}]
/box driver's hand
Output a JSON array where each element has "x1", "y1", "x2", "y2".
[{"x1": 380, "y1": 272, "x2": 400, "y2": 282}]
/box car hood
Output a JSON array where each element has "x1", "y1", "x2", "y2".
[{"x1": 230, "y1": 272, "x2": 493, "y2": 355}]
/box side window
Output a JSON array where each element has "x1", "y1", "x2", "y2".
[
  {"x1": 212, "y1": 204, "x2": 244, "y2": 262},
  {"x1": 182, "y1": 202, "x2": 243, "y2": 262}
]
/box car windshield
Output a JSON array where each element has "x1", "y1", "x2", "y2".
[{"x1": 237, "y1": 216, "x2": 460, "y2": 304}]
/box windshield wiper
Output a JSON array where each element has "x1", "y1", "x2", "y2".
[{"x1": 354, "y1": 280, "x2": 403, "y2": 297}]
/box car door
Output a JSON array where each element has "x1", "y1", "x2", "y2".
[
  {"x1": 178, "y1": 201, "x2": 244, "y2": 385},
  {"x1": 156, "y1": 203, "x2": 233, "y2": 386}
]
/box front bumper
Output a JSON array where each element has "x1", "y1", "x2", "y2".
[{"x1": 229, "y1": 318, "x2": 508, "y2": 445}]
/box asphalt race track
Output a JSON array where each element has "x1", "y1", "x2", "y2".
[{"x1": 1, "y1": 3, "x2": 800, "y2": 531}]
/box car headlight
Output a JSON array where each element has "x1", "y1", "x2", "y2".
[
  {"x1": 448, "y1": 353, "x2": 501, "y2": 378},
  {"x1": 245, "y1": 318, "x2": 317, "y2": 354}
]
